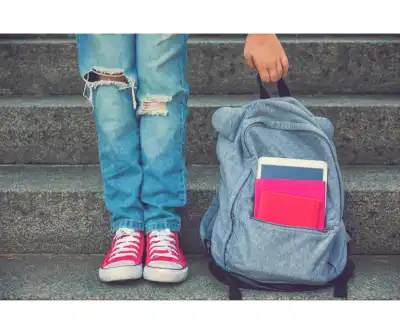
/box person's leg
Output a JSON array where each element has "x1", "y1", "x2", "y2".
[
  {"x1": 76, "y1": 34, "x2": 145, "y2": 282},
  {"x1": 136, "y1": 34, "x2": 190, "y2": 283}
]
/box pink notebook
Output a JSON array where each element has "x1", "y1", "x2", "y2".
[{"x1": 254, "y1": 178, "x2": 326, "y2": 231}]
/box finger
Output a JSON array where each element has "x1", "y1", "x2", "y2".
[
  {"x1": 258, "y1": 67, "x2": 271, "y2": 83},
  {"x1": 269, "y1": 65, "x2": 279, "y2": 82},
  {"x1": 281, "y1": 55, "x2": 289, "y2": 77},
  {"x1": 244, "y1": 53, "x2": 256, "y2": 69},
  {"x1": 275, "y1": 61, "x2": 283, "y2": 81},
  {"x1": 254, "y1": 58, "x2": 272, "y2": 82}
]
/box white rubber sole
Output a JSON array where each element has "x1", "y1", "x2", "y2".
[
  {"x1": 99, "y1": 264, "x2": 143, "y2": 283},
  {"x1": 143, "y1": 265, "x2": 189, "y2": 283}
]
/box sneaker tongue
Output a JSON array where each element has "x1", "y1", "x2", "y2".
[
  {"x1": 148, "y1": 229, "x2": 172, "y2": 237},
  {"x1": 116, "y1": 228, "x2": 136, "y2": 236}
]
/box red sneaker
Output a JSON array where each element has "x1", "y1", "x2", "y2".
[
  {"x1": 143, "y1": 229, "x2": 188, "y2": 283},
  {"x1": 99, "y1": 228, "x2": 144, "y2": 282}
]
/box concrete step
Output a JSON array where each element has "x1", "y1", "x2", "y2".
[
  {"x1": 0, "y1": 34, "x2": 237, "y2": 39},
  {"x1": 1, "y1": 36, "x2": 400, "y2": 96},
  {"x1": 0, "y1": 254, "x2": 398, "y2": 300},
  {"x1": 0, "y1": 34, "x2": 75, "y2": 39},
  {"x1": 0, "y1": 165, "x2": 399, "y2": 255},
  {"x1": 3, "y1": 34, "x2": 398, "y2": 39},
  {"x1": 1, "y1": 95, "x2": 399, "y2": 165},
  {"x1": 2, "y1": 34, "x2": 399, "y2": 39}
]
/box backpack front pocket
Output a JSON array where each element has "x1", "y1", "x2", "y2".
[
  {"x1": 225, "y1": 213, "x2": 342, "y2": 284},
  {"x1": 224, "y1": 169, "x2": 346, "y2": 285}
]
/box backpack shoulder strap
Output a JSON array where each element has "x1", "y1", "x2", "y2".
[
  {"x1": 332, "y1": 259, "x2": 355, "y2": 298},
  {"x1": 208, "y1": 260, "x2": 244, "y2": 300}
]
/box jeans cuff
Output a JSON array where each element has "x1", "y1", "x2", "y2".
[
  {"x1": 145, "y1": 222, "x2": 181, "y2": 234},
  {"x1": 112, "y1": 219, "x2": 144, "y2": 232}
]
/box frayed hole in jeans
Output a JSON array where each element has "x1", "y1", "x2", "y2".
[
  {"x1": 82, "y1": 68, "x2": 136, "y2": 109},
  {"x1": 138, "y1": 95, "x2": 172, "y2": 116}
]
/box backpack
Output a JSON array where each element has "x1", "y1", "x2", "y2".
[{"x1": 200, "y1": 74, "x2": 355, "y2": 300}]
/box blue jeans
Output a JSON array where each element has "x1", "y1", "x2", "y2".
[{"x1": 76, "y1": 34, "x2": 189, "y2": 233}]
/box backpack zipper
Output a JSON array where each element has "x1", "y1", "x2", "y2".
[
  {"x1": 202, "y1": 202, "x2": 220, "y2": 254},
  {"x1": 223, "y1": 168, "x2": 252, "y2": 266}
]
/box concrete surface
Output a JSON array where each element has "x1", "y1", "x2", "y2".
[
  {"x1": 0, "y1": 255, "x2": 398, "y2": 300},
  {"x1": 0, "y1": 165, "x2": 399, "y2": 254},
  {"x1": 0, "y1": 95, "x2": 399, "y2": 165},
  {"x1": 1, "y1": 36, "x2": 400, "y2": 96}
]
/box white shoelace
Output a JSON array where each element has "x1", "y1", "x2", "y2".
[
  {"x1": 148, "y1": 229, "x2": 178, "y2": 260},
  {"x1": 108, "y1": 228, "x2": 141, "y2": 261}
]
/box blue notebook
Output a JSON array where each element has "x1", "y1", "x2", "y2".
[{"x1": 259, "y1": 164, "x2": 324, "y2": 181}]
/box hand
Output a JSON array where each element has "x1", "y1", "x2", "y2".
[{"x1": 244, "y1": 34, "x2": 289, "y2": 83}]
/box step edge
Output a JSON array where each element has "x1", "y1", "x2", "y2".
[
  {"x1": 2, "y1": 94, "x2": 400, "y2": 108},
  {"x1": 2, "y1": 36, "x2": 400, "y2": 45},
  {"x1": 0, "y1": 164, "x2": 398, "y2": 193}
]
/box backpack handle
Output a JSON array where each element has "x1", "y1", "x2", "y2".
[{"x1": 257, "y1": 73, "x2": 291, "y2": 99}]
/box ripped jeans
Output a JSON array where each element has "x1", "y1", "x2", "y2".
[{"x1": 76, "y1": 34, "x2": 189, "y2": 233}]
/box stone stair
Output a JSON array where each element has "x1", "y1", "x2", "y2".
[
  {"x1": 0, "y1": 34, "x2": 399, "y2": 300},
  {"x1": 1, "y1": 255, "x2": 398, "y2": 300}
]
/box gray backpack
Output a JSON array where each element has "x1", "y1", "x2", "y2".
[{"x1": 200, "y1": 76, "x2": 354, "y2": 300}]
